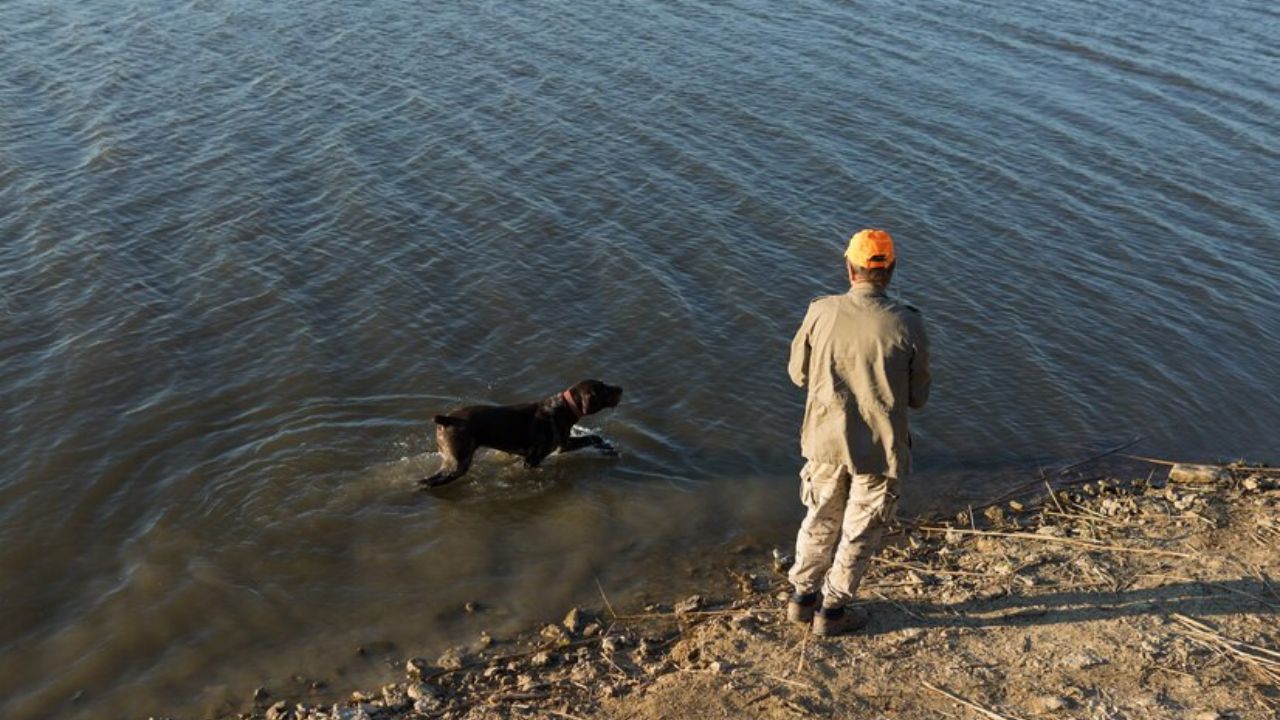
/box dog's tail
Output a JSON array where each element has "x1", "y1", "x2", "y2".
[{"x1": 434, "y1": 415, "x2": 466, "y2": 428}]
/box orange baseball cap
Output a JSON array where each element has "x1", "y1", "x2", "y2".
[{"x1": 844, "y1": 228, "x2": 895, "y2": 269}]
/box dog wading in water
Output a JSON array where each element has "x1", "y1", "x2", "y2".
[{"x1": 422, "y1": 379, "x2": 623, "y2": 488}]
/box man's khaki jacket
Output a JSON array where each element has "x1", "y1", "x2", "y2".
[{"x1": 788, "y1": 283, "x2": 931, "y2": 479}]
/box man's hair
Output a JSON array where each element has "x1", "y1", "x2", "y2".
[{"x1": 852, "y1": 263, "x2": 894, "y2": 288}]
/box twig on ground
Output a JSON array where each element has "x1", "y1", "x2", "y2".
[
  {"x1": 922, "y1": 681, "x2": 1028, "y2": 720},
  {"x1": 913, "y1": 525, "x2": 1194, "y2": 559},
  {"x1": 1051, "y1": 437, "x2": 1142, "y2": 477},
  {"x1": 1045, "y1": 480, "x2": 1066, "y2": 514},
  {"x1": 595, "y1": 576, "x2": 617, "y2": 620},
  {"x1": 873, "y1": 590, "x2": 927, "y2": 621},
  {"x1": 1169, "y1": 613, "x2": 1280, "y2": 683}
]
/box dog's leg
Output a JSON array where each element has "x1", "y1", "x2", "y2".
[
  {"x1": 421, "y1": 425, "x2": 474, "y2": 489},
  {"x1": 559, "y1": 435, "x2": 616, "y2": 454}
]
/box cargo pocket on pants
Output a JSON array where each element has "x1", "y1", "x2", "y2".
[
  {"x1": 799, "y1": 462, "x2": 816, "y2": 508},
  {"x1": 875, "y1": 480, "x2": 901, "y2": 524}
]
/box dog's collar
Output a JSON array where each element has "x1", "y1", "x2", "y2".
[{"x1": 561, "y1": 389, "x2": 584, "y2": 419}]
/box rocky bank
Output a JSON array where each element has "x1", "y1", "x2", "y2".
[{"x1": 205, "y1": 460, "x2": 1279, "y2": 720}]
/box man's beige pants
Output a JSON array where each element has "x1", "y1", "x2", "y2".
[{"x1": 788, "y1": 460, "x2": 900, "y2": 608}]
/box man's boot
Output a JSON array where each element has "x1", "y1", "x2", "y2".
[
  {"x1": 786, "y1": 591, "x2": 821, "y2": 625},
  {"x1": 813, "y1": 605, "x2": 869, "y2": 636}
]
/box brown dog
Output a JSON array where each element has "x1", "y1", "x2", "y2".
[{"x1": 421, "y1": 379, "x2": 623, "y2": 488}]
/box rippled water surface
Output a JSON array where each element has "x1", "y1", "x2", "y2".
[{"x1": 2, "y1": 0, "x2": 1278, "y2": 717}]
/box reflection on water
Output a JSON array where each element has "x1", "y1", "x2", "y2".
[{"x1": 1, "y1": 0, "x2": 1277, "y2": 717}]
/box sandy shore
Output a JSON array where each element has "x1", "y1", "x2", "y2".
[{"x1": 216, "y1": 461, "x2": 1280, "y2": 720}]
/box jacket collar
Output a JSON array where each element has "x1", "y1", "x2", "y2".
[{"x1": 847, "y1": 282, "x2": 888, "y2": 299}]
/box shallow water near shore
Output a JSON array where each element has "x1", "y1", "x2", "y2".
[{"x1": 1, "y1": 0, "x2": 1278, "y2": 718}]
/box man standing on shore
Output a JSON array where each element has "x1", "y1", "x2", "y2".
[{"x1": 786, "y1": 228, "x2": 931, "y2": 636}]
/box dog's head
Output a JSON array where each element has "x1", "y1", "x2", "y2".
[{"x1": 567, "y1": 379, "x2": 623, "y2": 416}]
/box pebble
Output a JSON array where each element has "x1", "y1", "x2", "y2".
[
  {"x1": 435, "y1": 648, "x2": 465, "y2": 671},
  {"x1": 530, "y1": 650, "x2": 554, "y2": 668},
  {"x1": 463, "y1": 601, "x2": 479, "y2": 613},
  {"x1": 405, "y1": 657, "x2": 430, "y2": 678},
  {"x1": 1193, "y1": 711, "x2": 1223, "y2": 720},
  {"x1": 253, "y1": 687, "x2": 270, "y2": 702},
  {"x1": 582, "y1": 621, "x2": 603, "y2": 637},
  {"x1": 1063, "y1": 651, "x2": 1107, "y2": 670},
  {"x1": 1035, "y1": 695, "x2": 1069, "y2": 712},
  {"x1": 709, "y1": 660, "x2": 726, "y2": 673},
  {"x1": 601, "y1": 635, "x2": 625, "y2": 653},
  {"x1": 266, "y1": 700, "x2": 290, "y2": 720},
  {"x1": 563, "y1": 607, "x2": 587, "y2": 635},
  {"x1": 406, "y1": 682, "x2": 434, "y2": 701},
  {"x1": 674, "y1": 595, "x2": 704, "y2": 614}
]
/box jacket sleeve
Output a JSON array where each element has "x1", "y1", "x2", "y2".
[
  {"x1": 908, "y1": 312, "x2": 931, "y2": 409},
  {"x1": 788, "y1": 301, "x2": 818, "y2": 388}
]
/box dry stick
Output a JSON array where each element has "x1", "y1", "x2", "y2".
[
  {"x1": 1138, "y1": 573, "x2": 1280, "y2": 610},
  {"x1": 595, "y1": 576, "x2": 617, "y2": 620},
  {"x1": 874, "y1": 556, "x2": 997, "y2": 578},
  {"x1": 1171, "y1": 614, "x2": 1280, "y2": 663},
  {"x1": 1052, "y1": 436, "x2": 1142, "y2": 476},
  {"x1": 922, "y1": 681, "x2": 1028, "y2": 720},
  {"x1": 872, "y1": 590, "x2": 927, "y2": 621},
  {"x1": 795, "y1": 629, "x2": 809, "y2": 673},
  {"x1": 1124, "y1": 454, "x2": 1280, "y2": 475},
  {"x1": 913, "y1": 525, "x2": 1195, "y2": 559},
  {"x1": 1044, "y1": 480, "x2": 1066, "y2": 514}
]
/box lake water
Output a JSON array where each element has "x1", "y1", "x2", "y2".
[{"x1": 1, "y1": 0, "x2": 1277, "y2": 717}]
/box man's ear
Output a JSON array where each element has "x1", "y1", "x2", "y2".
[{"x1": 846, "y1": 260, "x2": 857, "y2": 285}]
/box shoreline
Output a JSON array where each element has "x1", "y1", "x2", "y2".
[{"x1": 215, "y1": 460, "x2": 1280, "y2": 720}]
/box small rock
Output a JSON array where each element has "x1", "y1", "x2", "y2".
[
  {"x1": 413, "y1": 697, "x2": 441, "y2": 715},
  {"x1": 582, "y1": 621, "x2": 603, "y2": 637},
  {"x1": 602, "y1": 683, "x2": 622, "y2": 698},
  {"x1": 405, "y1": 657, "x2": 431, "y2": 678},
  {"x1": 482, "y1": 665, "x2": 502, "y2": 679},
  {"x1": 476, "y1": 631, "x2": 493, "y2": 648},
  {"x1": 601, "y1": 635, "x2": 625, "y2": 653},
  {"x1": 898, "y1": 628, "x2": 925, "y2": 643},
  {"x1": 463, "y1": 601, "x2": 479, "y2": 613},
  {"x1": 771, "y1": 548, "x2": 795, "y2": 573},
  {"x1": 709, "y1": 661, "x2": 726, "y2": 673},
  {"x1": 1035, "y1": 695, "x2": 1070, "y2": 712},
  {"x1": 435, "y1": 647, "x2": 465, "y2": 671},
  {"x1": 381, "y1": 684, "x2": 409, "y2": 708},
  {"x1": 266, "y1": 700, "x2": 291, "y2": 720},
  {"x1": 1008, "y1": 500, "x2": 1025, "y2": 512},
  {"x1": 253, "y1": 687, "x2": 270, "y2": 702},
  {"x1": 983, "y1": 505, "x2": 1006, "y2": 524},
  {"x1": 1193, "y1": 711, "x2": 1223, "y2": 720},
  {"x1": 541, "y1": 623, "x2": 567, "y2": 641},
  {"x1": 1243, "y1": 476, "x2": 1262, "y2": 491},
  {"x1": 405, "y1": 682, "x2": 435, "y2": 701},
  {"x1": 516, "y1": 674, "x2": 537, "y2": 691},
  {"x1": 350, "y1": 690, "x2": 374, "y2": 703},
  {"x1": 563, "y1": 607, "x2": 588, "y2": 635},
  {"x1": 1063, "y1": 651, "x2": 1107, "y2": 670},
  {"x1": 675, "y1": 595, "x2": 704, "y2": 615},
  {"x1": 530, "y1": 650, "x2": 555, "y2": 668}
]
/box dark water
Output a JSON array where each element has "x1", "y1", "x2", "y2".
[{"x1": 2, "y1": 0, "x2": 1277, "y2": 717}]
